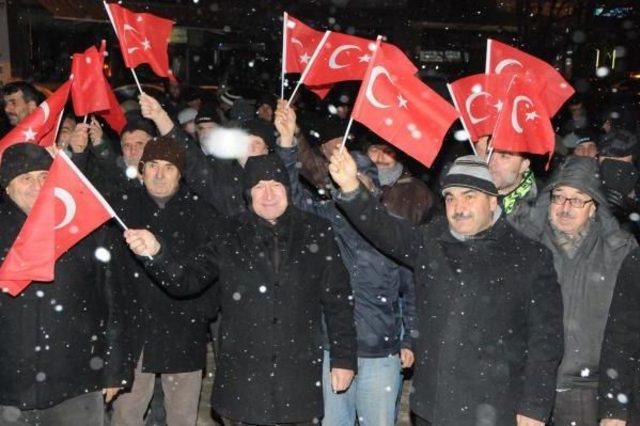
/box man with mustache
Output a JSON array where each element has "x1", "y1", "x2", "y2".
[
  {"x1": 328, "y1": 151, "x2": 564, "y2": 425},
  {"x1": 517, "y1": 156, "x2": 637, "y2": 425}
]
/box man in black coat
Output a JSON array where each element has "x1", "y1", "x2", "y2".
[
  {"x1": 328, "y1": 151, "x2": 564, "y2": 426},
  {"x1": 110, "y1": 136, "x2": 216, "y2": 426},
  {"x1": 0, "y1": 144, "x2": 133, "y2": 425},
  {"x1": 124, "y1": 154, "x2": 357, "y2": 425},
  {"x1": 599, "y1": 248, "x2": 640, "y2": 425}
]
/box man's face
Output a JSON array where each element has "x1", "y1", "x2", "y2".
[
  {"x1": 337, "y1": 105, "x2": 350, "y2": 120},
  {"x1": 574, "y1": 142, "x2": 598, "y2": 158},
  {"x1": 3, "y1": 90, "x2": 37, "y2": 126},
  {"x1": 168, "y1": 83, "x2": 181, "y2": 100},
  {"x1": 367, "y1": 144, "x2": 397, "y2": 169},
  {"x1": 56, "y1": 117, "x2": 77, "y2": 149},
  {"x1": 549, "y1": 186, "x2": 596, "y2": 236},
  {"x1": 142, "y1": 159, "x2": 181, "y2": 199},
  {"x1": 569, "y1": 103, "x2": 585, "y2": 119},
  {"x1": 444, "y1": 187, "x2": 497, "y2": 236},
  {"x1": 251, "y1": 180, "x2": 288, "y2": 223},
  {"x1": 196, "y1": 122, "x2": 217, "y2": 146},
  {"x1": 5, "y1": 170, "x2": 49, "y2": 213},
  {"x1": 248, "y1": 135, "x2": 269, "y2": 157},
  {"x1": 121, "y1": 130, "x2": 151, "y2": 167},
  {"x1": 256, "y1": 104, "x2": 273, "y2": 122},
  {"x1": 320, "y1": 138, "x2": 342, "y2": 159},
  {"x1": 182, "y1": 121, "x2": 196, "y2": 138},
  {"x1": 489, "y1": 151, "x2": 529, "y2": 194}
]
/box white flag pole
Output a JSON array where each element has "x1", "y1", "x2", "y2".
[
  {"x1": 446, "y1": 83, "x2": 478, "y2": 156},
  {"x1": 102, "y1": 1, "x2": 144, "y2": 95},
  {"x1": 281, "y1": 12, "x2": 288, "y2": 99},
  {"x1": 57, "y1": 151, "x2": 153, "y2": 260},
  {"x1": 338, "y1": 117, "x2": 354, "y2": 153},
  {"x1": 287, "y1": 30, "x2": 331, "y2": 107},
  {"x1": 51, "y1": 108, "x2": 66, "y2": 149}
]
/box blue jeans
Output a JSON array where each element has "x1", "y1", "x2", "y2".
[{"x1": 322, "y1": 351, "x2": 401, "y2": 426}]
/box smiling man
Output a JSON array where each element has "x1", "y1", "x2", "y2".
[
  {"x1": 328, "y1": 152, "x2": 563, "y2": 426},
  {"x1": 2, "y1": 82, "x2": 43, "y2": 128}
]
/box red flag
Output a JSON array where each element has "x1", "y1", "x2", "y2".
[
  {"x1": 0, "y1": 183, "x2": 56, "y2": 295},
  {"x1": 70, "y1": 44, "x2": 111, "y2": 116},
  {"x1": 351, "y1": 39, "x2": 458, "y2": 168},
  {"x1": 0, "y1": 152, "x2": 116, "y2": 296},
  {"x1": 304, "y1": 32, "x2": 417, "y2": 87},
  {"x1": 485, "y1": 39, "x2": 574, "y2": 116},
  {"x1": 97, "y1": 84, "x2": 127, "y2": 134},
  {"x1": 0, "y1": 81, "x2": 71, "y2": 158},
  {"x1": 105, "y1": 2, "x2": 175, "y2": 81},
  {"x1": 448, "y1": 73, "x2": 511, "y2": 142},
  {"x1": 283, "y1": 14, "x2": 333, "y2": 99},
  {"x1": 491, "y1": 75, "x2": 555, "y2": 158}
]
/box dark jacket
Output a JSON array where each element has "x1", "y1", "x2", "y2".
[
  {"x1": 140, "y1": 207, "x2": 357, "y2": 425},
  {"x1": 167, "y1": 126, "x2": 246, "y2": 216},
  {"x1": 0, "y1": 200, "x2": 134, "y2": 410},
  {"x1": 114, "y1": 184, "x2": 216, "y2": 374},
  {"x1": 278, "y1": 144, "x2": 417, "y2": 356},
  {"x1": 335, "y1": 187, "x2": 564, "y2": 425},
  {"x1": 516, "y1": 157, "x2": 637, "y2": 389},
  {"x1": 599, "y1": 248, "x2": 640, "y2": 422}
]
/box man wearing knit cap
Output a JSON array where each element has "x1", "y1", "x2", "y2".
[
  {"x1": 111, "y1": 135, "x2": 215, "y2": 426},
  {"x1": 0, "y1": 143, "x2": 133, "y2": 425},
  {"x1": 124, "y1": 154, "x2": 357, "y2": 426},
  {"x1": 515, "y1": 155, "x2": 637, "y2": 425},
  {"x1": 329, "y1": 150, "x2": 564, "y2": 426}
]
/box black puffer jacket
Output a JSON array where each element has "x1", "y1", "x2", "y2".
[{"x1": 0, "y1": 200, "x2": 134, "y2": 410}]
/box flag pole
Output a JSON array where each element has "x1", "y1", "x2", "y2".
[
  {"x1": 338, "y1": 117, "x2": 354, "y2": 153},
  {"x1": 446, "y1": 83, "x2": 478, "y2": 156},
  {"x1": 102, "y1": 1, "x2": 144, "y2": 95},
  {"x1": 51, "y1": 108, "x2": 66, "y2": 148},
  {"x1": 281, "y1": 12, "x2": 288, "y2": 99},
  {"x1": 287, "y1": 30, "x2": 330, "y2": 107}
]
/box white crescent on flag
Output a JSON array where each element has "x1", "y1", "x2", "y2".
[
  {"x1": 495, "y1": 59, "x2": 523, "y2": 74},
  {"x1": 39, "y1": 101, "x2": 50, "y2": 123},
  {"x1": 54, "y1": 187, "x2": 77, "y2": 230},
  {"x1": 465, "y1": 91, "x2": 490, "y2": 124},
  {"x1": 365, "y1": 66, "x2": 393, "y2": 109},
  {"x1": 329, "y1": 45, "x2": 362, "y2": 69},
  {"x1": 511, "y1": 95, "x2": 534, "y2": 133},
  {"x1": 291, "y1": 37, "x2": 304, "y2": 48}
]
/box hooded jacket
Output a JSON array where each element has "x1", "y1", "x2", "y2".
[{"x1": 517, "y1": 156, "x2": 637, "y2": 389}]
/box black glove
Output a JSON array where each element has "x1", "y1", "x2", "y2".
[{"x1": 605, "y1": 187, "x2": 640, "y2": 216}]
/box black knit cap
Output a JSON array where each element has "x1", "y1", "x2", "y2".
[
  {"x1": 194, "y1": 103, "x2": 219, "y2": 125},
  {"x1": 139, "y1": 136, "x2": 186, "y2": 175},
  {"x1": 242, "y1": 119, "x2": 277, "y2": 152},
  {"x1": 0, "y1": 143, "x2": 52, "y2": 189},
  {"x1": 243, "y1": 154, "x2": 290, "y2": 192},
  {"x1": 441, "y1": 155, "x2": 499, "y2": 196},
  {"x1": 598, "y1": 129, "x2": 637, "y2": 158}
]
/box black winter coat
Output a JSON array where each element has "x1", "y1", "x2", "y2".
[
  {"x1": 141, "y1": 207, "x2": 357, "y2": 425},
  {"x1": 114, "y1": 185, "x2": 217, "y2": 373},
  {"x1": 0, "y1": 200, "x2": 134, "y2": 410},
  {"x1": 336, "y1": 188, "x2": 564, "y2": 425},
  {"x1": 599, "y1": 248, "x2": 640, "y2": 422}
]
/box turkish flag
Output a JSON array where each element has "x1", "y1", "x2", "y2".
[
  {"x1": 448, "y1": 73, "x2": 511, "y2": 142},
  {"x1": 486, "y1": 39, "x2": 574, "y2": 117},
  {"x1": 283, "y1": 13, "x2": 333, "y2": 99},
  {"x1": 0, "y1": 152, "x2": 116, "y2": 296},
  {"x1": 70, "y1": 43, "x2": 111, "y2": 116},
  {"x1": 351, "y1": 39, "x2": 458, "y2": 168},
  {"x1": 105, "y1": 2, "x2": 175, "y2": 81},
  {"x1": 0, "y1": 81, "x2": 71, "y2": 158},
  {"x1": 491, "y1": 75, "x2": 555, "y2": 158},
  {"x1": 97, "y1": 84, "x2": 127, "y2": 134},
  {"x1": 304, "y1": 31, "x2": 417, "y2": 87}
]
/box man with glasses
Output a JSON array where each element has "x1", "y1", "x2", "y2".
[{"x1": 518, "y1": 156, "x2": 637, "y2": 425}]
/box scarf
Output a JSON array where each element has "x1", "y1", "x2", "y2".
[{"x1": 502, "y1": 170, "x2": 535, "y2": 215}]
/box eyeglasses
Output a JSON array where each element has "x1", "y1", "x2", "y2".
[{"x1": 550, "y1": 193, "x2": 594, "y2": 208}]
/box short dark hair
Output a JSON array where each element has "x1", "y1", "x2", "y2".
[
  {"x1": 2, "y1": 81, "x2": 45, "y2": 105},
  {"x1": 120, "y1": 118, "x2": 157, "y2": 138}
]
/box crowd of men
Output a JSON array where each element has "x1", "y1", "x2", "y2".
[{"x1": 0, "y1": 74, "x2": 640, "y2": 426}]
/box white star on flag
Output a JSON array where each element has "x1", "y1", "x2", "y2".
[
  {"x1": 493, "y1": 100, "x2": 503, "y2": 111},
  {"x1": 525, "y1": 111, "x2": 539, "y2": 122},
  {"x1": 141, "y1": 38, "x2": 151, "y2": 51},
  {"x1": 299, "y1": 53, "x2": 311, "y2": 64},
  {"x1": 358, "y1": 54, "x2": 371, "y2": 63},
  {"x1": 397, "y1": 95, "x2": 408, "y2": 109},
  {"x1": 22, "y1": 127, "x2": 37, "y2": 141}
]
